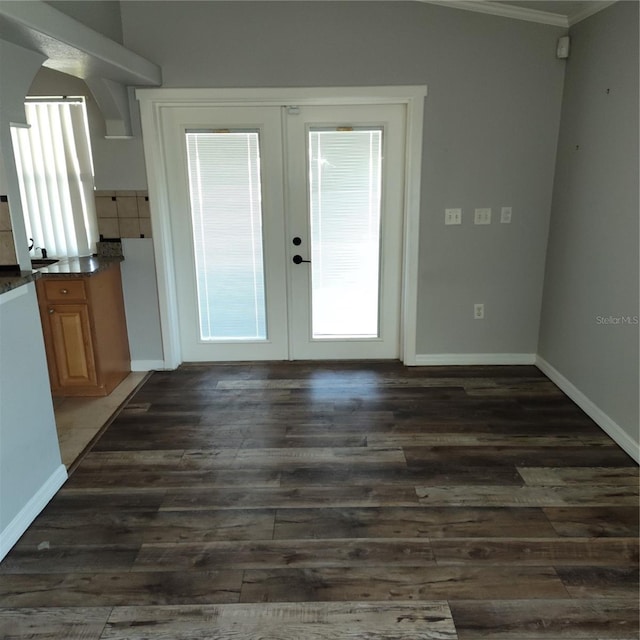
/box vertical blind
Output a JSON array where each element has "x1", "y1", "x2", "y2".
[
  {"x1": 185, "y1": 130, "x2": 267, "y2": 341},
  {"x1": 11, "y1": 100, "x2": 99, "y2": 258}
]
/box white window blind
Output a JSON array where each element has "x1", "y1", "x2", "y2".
[
  {"x1": 308, "y1": 128, "x2": 383, "y2": 338},
  {"x1": 11, "y1": 100, "x2": 99, "y2": 258},
  {"x1": 185, "y1": 130, "x2": 267, "y2": 341}
]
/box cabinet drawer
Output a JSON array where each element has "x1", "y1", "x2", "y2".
[{"x1": 42, "y1": 279, "x2": 87, "y2": 302}]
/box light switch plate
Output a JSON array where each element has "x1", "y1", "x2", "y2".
[
  {"x1": 474, "y1": 208, "x2": 491, "y2": 225},
  {"x1": 445, "y1": 208, "x2": 462, "y2": 225},
  {"x1": 501, "y1": 207, "x2": 512, "y2": 223}
]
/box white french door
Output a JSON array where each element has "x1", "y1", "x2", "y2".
[
  {"x1": 286, "y1": 105, "x2": 405, "y2": 359},
  {"x1": 160, "y1": 102, "x2": 406, "y2": 361},
  {"x1": 162, "y1": 106, "x2": 288, "y2": 361}
]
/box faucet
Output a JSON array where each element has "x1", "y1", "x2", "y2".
[{"x1": 28, "y1": 239, "x2": 48, "y2": 259}]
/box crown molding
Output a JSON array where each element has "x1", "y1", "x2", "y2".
[
  {"x1": 422, "y1": 0, "x2": 620, "y2": 28},
  {"x1": 421, "y1": 1, "x2": 568, "y2": 26}
]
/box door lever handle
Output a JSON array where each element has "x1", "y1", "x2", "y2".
[{"x1": 292, "y1": 255, "x2": 311, "y2": 265}]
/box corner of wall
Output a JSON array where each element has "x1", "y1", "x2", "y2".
[
  {"x1": 0, "y1": 464, "x2": 67, "y2": 562},
  {"x1": 536, "y1": 356, "x2": 639, "y2": 463}
]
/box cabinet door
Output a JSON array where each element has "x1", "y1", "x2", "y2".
[{"x1": 47, "y1": 304, "x2": 97, "y2": 388}]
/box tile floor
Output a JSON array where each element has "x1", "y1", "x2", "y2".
[{"x1": 52, "y1": 372, "x2": 147, "y2": 468}]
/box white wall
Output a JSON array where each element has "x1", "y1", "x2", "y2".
[
  {"x1": 538, "y1": 1, "x2": 639, "y2": 457},
  {"x1": 0, "y1": 285, "x2": 66, "y2": 559},
  {"x1": 120, "y1": 1, "x2": 566, "y2": 360},
  {"x1": 121, "y1": 238, "x2": 164, "y2": 368}
]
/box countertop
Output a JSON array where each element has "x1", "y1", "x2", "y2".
[
  {"x1": 0, "y1": 255, "x2": 124, "y2": 296},
  {"x1": 0, "y1": 270, "x2": 39, "y2": 296},
  {"x1": 34, "y1": 255, "x2": 124, "y2": 278}
]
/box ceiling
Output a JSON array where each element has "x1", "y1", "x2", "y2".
[{"x1": 426, "y1": 1, "x2": 618, "y2": 26}]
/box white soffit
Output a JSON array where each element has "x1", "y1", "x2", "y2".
[{"x1": 422, "y1": 1, "x2": 618, "y2": 27}]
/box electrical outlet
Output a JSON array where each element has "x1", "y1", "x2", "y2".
[
  {"x1": 474, "y1": 208, "x2": 491, "y2": 225},
  {"x1": 445, "y1": 208, "x2": 462, "y2": 225},
  {"x1": 501, "y1": 207, "x2": 512, "y2": 223},
  {"x1": 474, "y1": 303, "x2": 485, "y2": 319}
]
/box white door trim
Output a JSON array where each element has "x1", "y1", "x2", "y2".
[{"x1": 137, "y1": 86, "x2": 427, "y2": 367}]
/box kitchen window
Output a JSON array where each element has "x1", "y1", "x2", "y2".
[{"x1": 11, "y1": 98, "x2": 99, "y2": 259}]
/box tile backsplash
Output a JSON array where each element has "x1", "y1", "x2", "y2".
[
  {"x1": 0, "y1": 191, "x2": 153, "y2": 265},
  {"x1": 0, "y1": 195, "x2": 17, "y2": 265},
  {"x1": 95, "y1": 191, "x2": 152, "y2": 240}
]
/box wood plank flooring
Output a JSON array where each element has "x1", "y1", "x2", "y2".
[{"x1": 1, "y1": 362, "x2": 638, "y2": 639}]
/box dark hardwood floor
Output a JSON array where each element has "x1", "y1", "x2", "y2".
[{"x1": 1, "y1": 362, "x2": 638, "y2": 639}]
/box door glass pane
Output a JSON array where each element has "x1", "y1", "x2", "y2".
[
  {"x1": 308, "y1": 128, "x2": 383, "y2": 338},
  {"x1": 186, "y1": 130, "x2": 266, "y2": 341}
]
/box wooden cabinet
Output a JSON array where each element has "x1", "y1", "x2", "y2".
[
  {"x1": 36, "y1": 263, "x2": 131, "y2": 396},
  {"x1": 46, "y1": 303, "x2": 97, "y2": 388}
]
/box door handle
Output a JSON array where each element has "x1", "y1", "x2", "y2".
[{"x1": 292, "y1": 255, "x2": 311, "y2": 265}]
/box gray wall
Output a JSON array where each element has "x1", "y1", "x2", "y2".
[
  {"x1": 0, "y1": 37, "x2": 65, "y2": 560},
  {"x1": 0, "y1": 285, "x2": 63, "y2": 536},
  {"x1": 45, "y1": 0, "x2": 123, "y2": 43},
  {"x1": 120, "y1": 1, "x2": 566, "y2": 357},
  {"x1": 538, "y1": 2, "x2": 639, "y2": 444},
  {"x1": 0, "y1": 40, "x2": 46, "y2": 199}
]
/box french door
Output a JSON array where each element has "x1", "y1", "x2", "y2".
[{"x1": 160, "y1": 102, "x2": 406, "y2": 361}]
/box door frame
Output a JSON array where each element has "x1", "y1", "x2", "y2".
[{"x1": 136, "y1": 86, "x2": 427, "y2": 368}]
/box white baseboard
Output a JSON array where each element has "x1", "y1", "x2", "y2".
[
  {"x1": 413, "y1": 353, "x2": 537, "y2": 366},
  {"x1": 130, "y1": 359, "x2": 165, "y2": 372},
  {"x1": 0, "y1": 464, "x2": 67, "y2": 562},
  {"x1": 536, "y1": 356, "x2": 639, "y2": 463}
]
